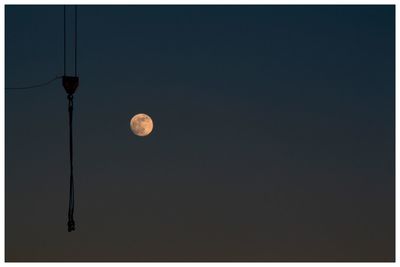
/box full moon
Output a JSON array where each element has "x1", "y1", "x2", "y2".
[{"x1": 130, "y1": 113, "x2": 153, "y2": 137}]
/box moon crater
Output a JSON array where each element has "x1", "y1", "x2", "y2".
[{"x1": 130, "y1": 113, "x2": 153, "y2": 137}]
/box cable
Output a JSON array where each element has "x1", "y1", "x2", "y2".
[
  {"x1": 5, "y1": 76, "x2": 62, "y2": 90},
  {"x1": 64, "y1": 5, "x2": 66, "y2": 76},
  {"x1": 74, "y1": 6, "x2": 78, "y2": 77},
  {"x1": 7, "y1": 5, "x2": 67, "y2": 91},
  {"x1": 66, "y1": 5, "x2": 78, "y2": 232},
  {"x1": 6, "y1": 5, "x2": 79, "y2": 232},
  {"x1": 67, "y1": 94, "x2": 75, "y2": 232}
]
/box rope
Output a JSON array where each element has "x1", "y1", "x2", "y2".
[
  {"x1": 61, "y1": 5, "x2": 78, "y2": 232},
  {"x1": 67, "y1": 94, "x2": 75, "y2": 232},
  {"x1": 75, "y1": 6, "x2": 78, "y2": 77},
  {"x1": 6, "y1": 5, "x2": 79, "y2": 232},
  {"x1": 66, "y1": 5, "x2": 78, "y2": 233},
  {"x1": 64, "y1": 5, "x2": 66, "y2": 76},
  {"x1": 5, "y1": 76, "x2": 62, "y2": 90}
]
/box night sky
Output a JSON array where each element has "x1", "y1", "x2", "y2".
[{"x1": 5, "y1": 5, "x2": 395, "y2": 262}]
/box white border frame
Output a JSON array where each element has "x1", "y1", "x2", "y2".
[{"x1": 1, "y1": 1, "x2": 396, "y2": 265}]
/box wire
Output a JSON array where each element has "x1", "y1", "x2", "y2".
[
  {"x1": 64, "y1": 5, "x2": 66, "y2": 76},
  {"x1": 74, "y1": 6, "x2": 78, "y2": 76},
  {"x1": 6, "y1": 5, "x2": 67, "y2": 91},
  {"x1": 63, "y1": 5, "x2": 78, "y2": 76},
  {"x1": 67, "y1": 94, "x2": 75, "y2": 232},
  {"x1": 5, "y1": 76, "x2": 62, "y2": 90},
  {"x1": 66, "y1": 5, "x2": 78, "y2": 232}
]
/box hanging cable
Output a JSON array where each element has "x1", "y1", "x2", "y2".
[
  {"x1": 63, "y1": 5, "x2": 79, "y2": 232},
  {"x1": 75, "y1": 6, "x2": 78, "y2": 77},
  {"x1": 67, "y1": 94, "x2": 75, "y2": 232},
  {"x1": 54, "y1": 5, "x2": 81, "y2": 232},
  {"x1": 64, "y1": 5, "x2": 66, "y2": 76},
  {"x1": 6, "y1": 76, "x2": 62, "y2": 90},
  {"x1": 6, "y1": 5, "x2": 80, "y2": 232},
  {"x1": 6, "y1": 6, "x2": 67, "y2": 91}
]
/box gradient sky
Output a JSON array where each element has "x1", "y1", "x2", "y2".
[{"x1": 5, "y1": 5, "x2": 394, "y2": 262}]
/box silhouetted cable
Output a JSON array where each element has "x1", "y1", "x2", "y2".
[
  {"x1": 75, "y1": 6, "x2": 78, "y2": 76},
  {"x1": 64, "y1": 5, "x2": 66, "y2": 76},
  {"x1": 63, "y1": 5, "x2": 79, "y2": 232},
  {"x1": 6, "y1": 4, "x2": 81, "y2": 233},
  {"x1": 67, "y1": 94, "x2": 75, "y2": 232},
  {"x1": 6, "y1": 76, "x2": 62, "y2": 90}
]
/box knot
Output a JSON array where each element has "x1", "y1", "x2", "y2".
[
  {"x1": 68, "y1": 219, "x2": 75, "y2": 232},
  {"x1": 68, "y1": 95, "x2": 73, "y2": 111}
]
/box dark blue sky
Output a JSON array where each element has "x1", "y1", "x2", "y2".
[{"x1": 6, "y1": 5, "x2": 394, "y2": 261}]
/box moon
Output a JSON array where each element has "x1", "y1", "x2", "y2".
[{"x1": 130, "y1": 113, "x2": 153, "y2": 137}]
